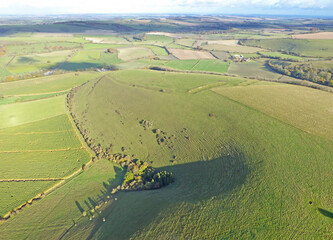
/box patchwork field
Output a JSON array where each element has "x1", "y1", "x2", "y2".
[
  {"x1": 0, "y1": 16, "x2": 333, "y2": 240},
  {"x1": 168, "y1": 48, "x2": 215, "y2": 59},
  {"x1": 0, "y1": 109, "x2": 90, "y2": 219},
  {"x1": 0, "y1": 70, "x2": 96, "y2": 220}
]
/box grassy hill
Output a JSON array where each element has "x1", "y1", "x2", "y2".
[
  {"x1": 29, "y1": 69, "x2": 331, "y2": 239},
  {"x1": 0, "y1": 18, "x2": 332, "y2": 240}
]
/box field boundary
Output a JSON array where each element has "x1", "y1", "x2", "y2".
[
  {"x1": 6, "y1": 88, "x2": 72, "y2": 97},
  {"x1": 0, "y1": 79, "x2": 99, "y2": 223},
  {"x1": 0, "y1": 130, "x2": 72, "y2": 135},
  {"x1": 0, "y1": 178, "x2": 63, "y2": 182},
  {"x1": 0, "y1": 147, "x2": 83, "y2": 153},
  {"x1": 188, "y1": 81, "x2": 228, "y2": 94}
]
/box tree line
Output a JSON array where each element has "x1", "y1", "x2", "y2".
[{"x1": 268, "y1": 61, "x2": 333, "y2": 87}]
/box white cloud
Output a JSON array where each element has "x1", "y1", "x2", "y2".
[{"x1": 0, "y1": 0, "x2": 331, "y2": 13}]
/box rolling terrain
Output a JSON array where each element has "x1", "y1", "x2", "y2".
[{"x1": 0, "y1": 16, "x2": 332, "y2": 240}]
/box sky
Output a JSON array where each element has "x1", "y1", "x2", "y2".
[{"x1": 0, "y1": 0, "x2": 332, "y2": 16}]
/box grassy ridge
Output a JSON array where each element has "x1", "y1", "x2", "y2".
[
  {"x1": 61, "y1": 70, "x2": 333, "y2": 239},
  {"x1": 213, "y1": 84, "x2": 333, "y2": 141}
]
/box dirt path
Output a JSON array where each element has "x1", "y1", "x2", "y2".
[
  {"x1": 7, "y1": 88, "x2": 72, "y2": 97},
  {"x1": 6, "y1": 56, "x2": 15, "y2": 67},
  {"x1": 0, "y1": 130, "x2": 71, "y2": 136},
  {"x1": 0, "y1": 178, "x2": 63, "y2": 182},
  {"x1": 0, "y1": 147, "x2": 83, "y2": 153}
]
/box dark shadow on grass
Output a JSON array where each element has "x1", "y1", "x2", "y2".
[
  {"x1": 318, "y1": 208, "x2": 333, "y2": 219},
  {"x1": 81, "y1": 152, "x2": 248, "y2": 240},
  {"x1": 75, "y1": 201, "x2": 85, "y2": 214},
  {"x1": 55, "y1": 62, "x2": 104, "y2": 71},
  {"x1": 17, "y1": 56, "x2": 39, "y2": 63},
  {"x1": 74, "y1": 165, "x2": 125, "y2": 216}
]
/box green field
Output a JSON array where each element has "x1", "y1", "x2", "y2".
[
  {"x1": 0, "y1": 95, "x2": 65, "y2": 129},
  {"x1": 143, "y1": 34, "x2": 174, "y2": 46},
  {"x1": 0, "y1": 69, "x2": 92, "y2": 220},
  {"x1": 0, "y1": 71, "x2": 102, "y2": 96},
  {"x1": 117, "y1": 47, "x2": 154, "y2": 61},
  {"x1": 228, "y1": 60, "x2": 283, "y2": 79},
  {"x1": 6, "y1": 50, "x2": 72, "y2": 74},
  {"x1": 175, "y1": 38, "x2": 196, "y2": 47},
  {"x1": 4, "y1": 42, "x2": 81, "y2": 55},
  {"x1": 135, "y1": 45, "x2": 168, "y2": 56},
  {"x1": 165, "y1": 59, "x2": 229, "y2": 73},
  {"x1": 0, "y1": 159, "x2": 123, "y2": 239},
  {"x1": 259, "y1": 51, "x2": 304, "y2": 61},
  {"x1": 244, "y1": 39, "x2": 333, "y2": 57},
  {"x1": 60, "y1": 49, "x2": 123, "y2": 70},
  {"x1": 0, "y1": 181, "x2": 59, "y2": 218},
  {"x1": 0, "y1": 92, "x2": 67, "y2": 105},
  {"x1": 202, "y1": 43, "x2": 263, "y2": 53}
]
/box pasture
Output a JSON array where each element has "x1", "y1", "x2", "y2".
[
  {"x1": 0, "y1": 18, "x2": 332, "y2": 240},
  {"x1": 0, "y1": 109, "x2": 90, "y2": 219},
  {"x1": 0, "y1": 159, "x2": 122, "y2": 239},
  {"x1": 6, "y1": 50, "x2": 71, "y2": 74},
  {"x1": 0, "y1": 66, "x2": 93, "y2": 220},
  {"x1": 202, "y1": 43, "x2": 263, "y2": 53},
  {"x1": 168, "y1": 48, "x2": 215, "y2": 59},
  {"x1": 243, "y1": 39, "x2": 333, "y2": 57},
  {"x1": 228, "y1": 60, "x2": 283, "y2": 79},
  {"x1": 259, "y1": 51, "x2": 304, "y2": 61},
  {"x1": 165, "y1": 59, "x2": 229, "y2": 73},
  {"x1": 0, "y1": 71, "x2": 102, "y2": 96},
  {"x1": 57, "y1": 69, "x2": 333, "y2": 239},
  {"x1": 117, "y1": 47, "x2": 154, "y2": 61}
]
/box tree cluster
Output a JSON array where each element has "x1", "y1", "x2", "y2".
[{"x1": 268, "y1": 61, "x2": 333, "y2": 87}]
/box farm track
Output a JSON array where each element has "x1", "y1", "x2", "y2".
[
  {"x1": 0, "y1": 147, "x2": 83, "y2": 153},
  {"x1": 0, "y1": 130, "x2": 71, "y2": 135},
  {"x1": 0, "y1": 93, "x2": 95, "y2": 221},
  {"x1": 150, "y1": 67, "x2": 333, "y2": 93},
  {"x1": 6, "y1": 56, "x2": 15, "y2": 67},
  {"x1": 6, "y1": 88, "x2": 71, "y2": 97},
  {"x1": 190, "y1": 59, "x2": 201, "y2": 70},
  {"x1": 0, "y1": 178, "x2": 64, "y2": 182}
]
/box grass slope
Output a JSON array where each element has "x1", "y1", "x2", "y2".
[
  {"x1": 0, "y1": 159, "x2": 123, "y2": 239},
  {"x1": 212, "y1": 84, "x2": 333, "y2": 141},
  {"x1": 56, "y1": 70, "x2": 333, "y2": 239},
  {"x1": 0, "y1": 95, "x2": 65, "y2": 129}
]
